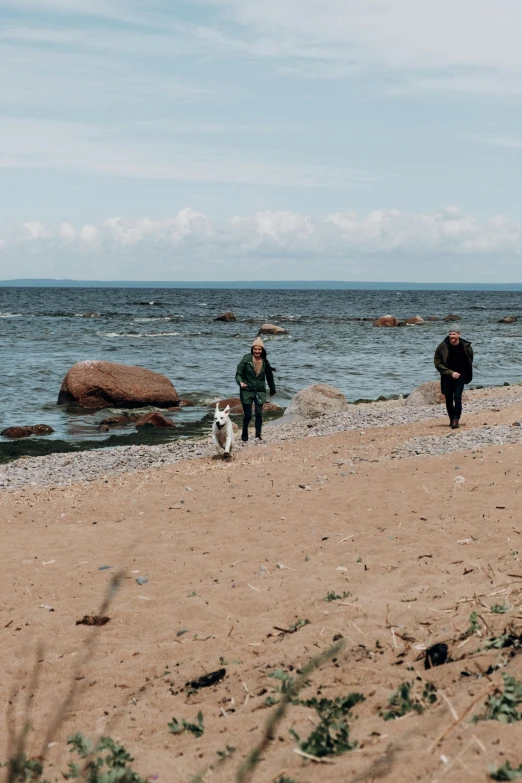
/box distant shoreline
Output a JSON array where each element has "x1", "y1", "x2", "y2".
[{"x1": 3, "y1": 279, "x2": 522, "y2": 290}]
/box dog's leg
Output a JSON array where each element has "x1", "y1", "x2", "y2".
[{"x1": 224, "y1": 432, "x2": 233, "y2": 458}]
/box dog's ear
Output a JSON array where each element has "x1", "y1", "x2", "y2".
[
  {"x1": 224, "y1": 405, "x2": 230, "y2": 415},
  {"x1": 215, "y1": 403, "x2": 220, "y2": 413}
]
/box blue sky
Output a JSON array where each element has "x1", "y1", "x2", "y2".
[{"x1": 2, "y1": 0, "x2": 522, "y2": 281}]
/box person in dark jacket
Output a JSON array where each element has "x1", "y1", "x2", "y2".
[
  {"x1": 434, "y1": 328, "x2": 473, "y2": 429},
  {"x1": 235, "y1": 337, "x2": 276, "y2": 442}
]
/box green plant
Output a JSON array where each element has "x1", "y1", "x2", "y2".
[
  {"x1": 290, "y1": 693, "x2": 365, "y2": 757},
  {"x1": 2, "y1": 734, "x2": 147, "y2": 783},
  {"x1": 463, "y1": 611, "x2": 481, "y2": 638},
  {"x1": 324, "y1": 591, "x2": 351, "y2": 603},
  {"x1": 216, "y1": 745, "x2": 236, "y2": 761},
  {"x1": 381, "y1": 681, "x2": 437, "y2": 721},
  {"x1": 3, "y1": 753, "x2": 49, "y2": 783},
  {"x1": 287, "y1": 618, "x2": 310, "y2": 632},
  {"x1": 491, "y1": 605, "x2": 512, "y2": 614},
  {"x1": 64, "y1": 734, "x2": 146, "y2": 782},
  {"x1": 475, "y1": 675, "x2": 522, "y2": 723},
  {"x1": 275, "y1": 778, "x2": 299, "y2": 783},
  {"x1": 490, "y1": 761, "x2": 522, "y2": 780},
  {"x1": 236, "y1": 640, "x2": 345, "y2": 783},
  {"x1": 168, "y1": 711, "x2": 205, "y2": 737}
]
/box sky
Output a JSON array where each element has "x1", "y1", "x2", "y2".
[{"x1": 2, "y1": 0, "x2": 522, "y2": 282}]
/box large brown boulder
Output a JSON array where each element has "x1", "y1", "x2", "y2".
[
  {"x1": 404, "y1": 381, "x2": 444, "y2": 407},
  {"x1": 258, "y1": 323, "x2": 288, "y2": 335},
  {"x1": 1, "y1": 424, "x2": 54, "y2": 439},
  {"x1": 372, "y1": 315, "x2": 399, "y2": 327},
  {"x1": 135, "y1": 412, "x2": 175, "y2": 428},
  {"x1": 405, "y1": 315, "x2": 425, "y2": 325},
  {"x1": 58, "y1": 361, "x2": 179, "y2": 410},
  {"x1": 283, "y1": 384, "x2": 348, "y2": 420},
  {"x1": 214, "y1": 311, "x2": 236, "y2": 322}
]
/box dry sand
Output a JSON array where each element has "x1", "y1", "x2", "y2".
[{"x1": 3, "y1": 393, "x2": 522, "y2": 782}]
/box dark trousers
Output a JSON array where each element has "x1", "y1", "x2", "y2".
[
  {"x1": 444, "y1": 377, "x2": 465, "y2": 420},
  {"x1": 242, "y1": 399, "x2": 263, "y2": 437}
]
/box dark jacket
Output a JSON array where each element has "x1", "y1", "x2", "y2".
[
  {"x1": 235, "y1": 348, "x2": 276, "y2": 405},
  {"x1": 434, "y1": 336, "x2": 473, "y2": 392}
]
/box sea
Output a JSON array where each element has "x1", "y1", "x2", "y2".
[{"x1": 1, "y1": 286, "x2": 521, "y2": 462}]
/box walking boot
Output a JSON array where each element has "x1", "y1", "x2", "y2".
[
  {"x1": 450, "y1": 419, "x2": 459, "y2": 429},
  {"x1": 255, "y1": 428, "x2": 262, "y2": 440},
  {"x1": 241, "y1": 424, "x2": 249, "y2": 442}
]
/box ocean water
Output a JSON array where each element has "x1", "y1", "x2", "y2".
[{"x1": 1, "y1": 287, "x2": 521, "y2": 459}]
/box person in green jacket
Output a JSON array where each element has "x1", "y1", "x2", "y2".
[{"x1": 235, "y1": 337, "x2": 276, "y2": 442}]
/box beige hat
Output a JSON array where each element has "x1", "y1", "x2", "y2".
[{"x1": 252, "y1": 337, "x2": 265, "y2": 348}]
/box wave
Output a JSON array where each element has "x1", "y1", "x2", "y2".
[
  {"x1": 134, "y1": 300, "x2": 164, "y2": 306},
  {"x1": 0, "y1": 312, "x2": 23, "y2": 318},
  {"x1": 133, "y1": 315, "x2": 184, "y2": 322},
  {"x1": 99, "y1": 331, "x2": 181, "y2": 338}
]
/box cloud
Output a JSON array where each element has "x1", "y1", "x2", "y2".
[
  {"x1": 3, "y1": 0, "x2": 522, "y2": 98},
  {"x1": 3, "y1": 205, "x2": 522, "y2": 258},
  {"x1": 0, "y1": 117, "x2": 369, "y2": 187}
]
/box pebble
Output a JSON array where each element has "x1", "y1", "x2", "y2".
[{"x1": 1, "y1": 386, "x2": 522, "y2": 490}]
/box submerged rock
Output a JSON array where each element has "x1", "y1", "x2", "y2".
[
  {"x1": 135, "y1": 412, "x2": 175, "y2": 428},
  {"x1": 1, "y1": 424, "x2": 54, "y2": 439},
  {"x1": 57, "y1": 360, "x2": 179, "y2": 410},
  {"x1": 258, "y1": 323, "x2": 288, "y2": 335},
  {"x1": 405, "y1": 315, "x2": 425, "y2": 325},
  {"x1": 214, "y1": 311, "x2": 236, "y2": 322},
  {"x1": 372, "y1": 315, "x2": 399, "y2": 327},
  {"x1": 444, "y1": 314, "x2": 461, "y2": 321},
  {"x1": 499, "y1": 316, "x2": 517, "y2": 324}
]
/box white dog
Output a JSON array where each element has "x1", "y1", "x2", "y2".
[{"x1": 212, "y1": 404, "x2": 234, "y2": 458}]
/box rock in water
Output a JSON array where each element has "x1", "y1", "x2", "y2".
[
  {"x1": 283, "y1": 384, "x2": 348, "y2": 420},
  {"x1": 444, "y1": 313, "x2": 461, "y2": 321},
  {"x1": 405, "y1": 315, "x2": 425, "y2": 325},
  {"x1": 1, "y1": 424, "x2": 54, "y2": 439},
  {"x1": 499, "y1": 316, "x2": 517, "y2": 324},
  {"x1": 372, "y1": 315, "x2": 399, "y2": 327},
  {"x1": 404, "y1": 381, "x2": 444, "y2": 407},
  {"x1": 58, "y1": 361, "x2": 179, "y2": 410},
  {"x1": 210, "y1": 397, "x2": 282, "y2": 414},
  {"x1": 134, "y1": 412, "x2": 175, "y2": 428},
  {"x1": 214, "y1": 311, "x2": 236, "y2": 321},
  {"x1": 258, "y1": 323, "x2": 288, "y2": 335}
]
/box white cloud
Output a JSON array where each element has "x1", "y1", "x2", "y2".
[
  {"x1": 4, "y1": 205, "x2": 522, "y2": 281},
  {"x1": 5, "y1": 206, "x2": 522, "y2": 259}
]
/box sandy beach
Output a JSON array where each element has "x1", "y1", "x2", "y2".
[{"x1": 3, "y1": 386, "x2": 522, "y2": 782}]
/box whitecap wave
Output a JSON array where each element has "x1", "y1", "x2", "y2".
[
  {"x1": 99, "y1": 331, "x2": 180, "y2": 338},
  {"x1": 0, "y1": 312, "x2": 22, "y2": 318}
]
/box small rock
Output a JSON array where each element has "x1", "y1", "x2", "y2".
[
  {"x1": 258, "y1": 323, "x2": 288, "y2": 335},
  {"x1": 214, "y1": 311, "x2": 236, "y2": 322},
  {"x1": 1, "y1": 424, "x2": 54, "y2": 439},
  {"x1": 372, "y1": 315, "x2": 399, "y2": 327},
  {"x1": 135, "y1": 412, "x2": 175, "y2": 429},
  {"x1": 499, "y1": 316, "x2": 517, "y2": 324}
]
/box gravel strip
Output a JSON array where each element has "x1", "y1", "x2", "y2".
[
  {"x1": 2, "y1": 387, "x2": 522, "y2": 490},
  {"x1": 393, "y1": 424, "x2": 522, "y2": 459}
]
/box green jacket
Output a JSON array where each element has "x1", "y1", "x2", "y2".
[{"x1": 235, "y1": 353, "x2": 276, "y2": 405}]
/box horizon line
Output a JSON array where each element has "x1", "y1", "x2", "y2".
[{"x1": 2, "y1": 278, "x2": 522, "y2": 290}]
